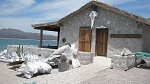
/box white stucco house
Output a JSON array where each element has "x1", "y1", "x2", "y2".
[{"x1": 32, "y1": 1, "x2": 150, "y2": 58}]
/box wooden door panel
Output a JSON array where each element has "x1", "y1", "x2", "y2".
[
  {"x1": 85, "y1": 30, "x2": 91, "y2": 42},
  {"x1": 79, "y1": 28, "x2": 91, "y2": 52},
  {"x1": 96, "y1": 29, "x2": 108, "y2": 56},
  {"x1": 79, "y1": 42, "x2": 84, "y2": 51},
  {"x1": 79, "y1": 30, "x2": 84, "y2": 41},
  {"x1": 85, "y1": 42, "x2": 90, "y2": 52}
]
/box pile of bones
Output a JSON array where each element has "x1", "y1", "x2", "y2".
[{"x1": 0, "y1": 45, "x2": 80, "y2": 79}]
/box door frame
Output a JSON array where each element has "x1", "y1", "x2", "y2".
[{"x1": 95, "y1": 28, "x2": 109, "y2": 56}]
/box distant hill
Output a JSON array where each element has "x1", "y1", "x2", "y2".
[{"x1": 0, "y1": 28, "x2": 57, "y2": 40}]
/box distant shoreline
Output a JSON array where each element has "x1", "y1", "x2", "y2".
[
  {"x1": 0, "y1": 37, "x2": 57, "y2": 41},
  {"x1": 0, "y1": 37, "x2": 57, "y2": 51},
  {"x1": 0, "y1": 28, "x2": 57, "y2": 41}
]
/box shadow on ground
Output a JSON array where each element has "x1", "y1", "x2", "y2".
[{"x1": 137, "y1": 64, "x2": 150, "y2": 70}]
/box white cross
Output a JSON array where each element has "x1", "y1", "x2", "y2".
[{"x1": 89, "y1": 11, "x2": 98, "y2": 29}]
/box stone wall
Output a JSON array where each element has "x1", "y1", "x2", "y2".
[
  {"x1": 78, "y1": 52, "x2": 94, "y2": 65},
  {"x1": 7, "y1": 45, "x2": 38, "y2": 53},
  {"x1": 7, "y1": 45, "x2": 55, "y2": 58},
  {"x1": 58, "y1": 6, "x2": 143, "y2": 57},
  {"x1": 95, "y1": 8, "x2": 142, "y2": 57},
  {"x1": 110, "y1": 55, "x2": 142, "y2": 70},
  {"x1": 142, "y1": 24, "x2": 150, "y2": 52},
  {"x1": 59, "y1": 7, "x2": 92, "y2": 49},
  {"x1": 7, "y1": 45, "x2": 94, "y2": 65}
]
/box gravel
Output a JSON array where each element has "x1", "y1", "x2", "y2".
[
  {"x1": 1, "y1": 56, "x2": 150, "y2": 84},
  {"x1": 0, "y1": 62, "x2": 109, "y2": 84},
  {"x1": 81, "y1": 65, "x2": 150, "y2": 84}
]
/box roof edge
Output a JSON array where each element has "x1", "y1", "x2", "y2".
[
  {"x1": 32, "y1": 1, "x2": 150, "y2": 28},
  {"x1": 58, "y1": 1, "x2": 150, "y2": 25},
  {"x1": 31, "y1": 21, "x2": 60, "y2": 28}
]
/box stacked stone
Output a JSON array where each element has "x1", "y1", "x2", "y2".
[
  {"x1": 23, "y1": 47, "x2": 55, "y2": 58},
  {"x1": 78, "y1": 52, "x2": 94, "y2": 65},
  {"x1": 7, "y1": 45, "x2": 94, "y2": 65},
  {"x1": 111, "y1": 55, "x2": 136, "y2": 70},
  {"x1": 58, "y1": 55, "x2": 69, "y2": 72},
  {"x1": 7, "y1": 45, "x2": 55, "y2": 58},
  {"x1": 135, "y1": 55, "x2": 142, "y2": 65}
]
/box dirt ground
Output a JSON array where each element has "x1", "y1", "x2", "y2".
[
  {"x1": 0, "y1": 62, "x2": 59, "y2": 84},
  {"x1": 0, "y1": 61, "x2": 109, "y2": 84},
  {"x1": 81, "y1": 65, "x2": 150, "y2": 84},
  {"x1": 0, "y1": 58, "x2": 150, "y2": 84}
]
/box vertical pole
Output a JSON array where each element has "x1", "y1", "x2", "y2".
[
  {"x1": 57, "y1": 29, "x2": 60, "y2": 48},
  {"x1": 40, "y1": 28, "x2": 43, "y2": 48},
  {"x1": 22, "y1": 45, "x2": 23, "y2": 54},
  {"x1": 18, "y1": 44, "x2": 20, "y2": 57}
]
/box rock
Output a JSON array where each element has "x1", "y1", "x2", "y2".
[
  {"x1": 111, "y1": 55, "x2": 136, "y2": 70},
  {"x1": 120, "y1": 48, "x2": 132, "y2": 56},
  {"x1": 58, "y1": 62, "x2": 69, "y2": 72},
  {"x1": 141, "y1": 56, "x2": 150, "y2": 66},
  {"x1": 60, "y1": 54, "x2": 67, "y2": 63},
  {"x1": 68, "y1": 59, "x2": 72, "y2": 64}
]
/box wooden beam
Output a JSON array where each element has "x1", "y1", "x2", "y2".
[{"x1": 40, "y1": 28, "x2": 43, "y2": 48}]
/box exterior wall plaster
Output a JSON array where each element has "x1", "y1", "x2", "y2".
[
  {"x1": 58, "y1": 6, "x2": 143, "y2": 57},
  {"x1": 142, "y1": 24, "x2": 150, "y2": 52},
  {"x1": 59, "y1": 7, "x2": 91, "y2": 49}
]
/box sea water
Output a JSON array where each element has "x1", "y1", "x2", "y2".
[{"x1": 0, "y1": 38, "x2": 57, "y2": 51}]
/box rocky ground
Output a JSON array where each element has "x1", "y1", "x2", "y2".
[
  {"x1": 81, "y1": 65, "x2": 150, "y2": 84},
  {"x1": 0, "y1": 61, "x2": 109, "y2": 84},
  {"x1": 0, "y1": 57, "x2": 150, "y2": 84}
]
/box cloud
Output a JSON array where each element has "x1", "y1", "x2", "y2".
[
  {"x1": 31, "y1": 0, "x2": 137, "y2": 21},
  {"x1": 120, "y1": 3, "x2": 150, "y2": 11},
  {"x1": 0, "y1": 0, "x2": 36, "y2": 15},
  {"x1": 114, "y1": 0, "x2": 150, "y2": 18},
  {"x1": 0, "y1": 0, "x2": 149, "y2": 36},
  {"x1": 138, "y1": 13, "x2": 150, "y2": 18},
  {"x1": 32, "y1": 0, "x2": 90, "y2": 20},
  {"x1": 0, "y1": 17, "x2": 35, "y2": 31},
  {"x1": 0, "y1": 0, "x2": 137, "y2": 18},
  {"x1": 100, "y1": 0, "x2": 135, "y2": 5},
  {"x1": 0, "y1": 16, "x2": 58, "y2": 35}
]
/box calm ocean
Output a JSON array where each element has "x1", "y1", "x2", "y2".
[{"x1": 0, "y1": 38, "x2": 57, "y2": 51}]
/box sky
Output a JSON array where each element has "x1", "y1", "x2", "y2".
[{"x1": 0, "y1": 0, "x2": 150, "y2": 36}]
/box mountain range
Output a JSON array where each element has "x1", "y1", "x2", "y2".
[{"x1": 0, "y1": 28, "x2": 57, "y2": 40}]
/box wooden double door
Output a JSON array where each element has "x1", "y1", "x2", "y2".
[
  {"x1": 78, "y1": 27, "x2": 108, "y2": 56},
  {"x1": 96, "y1": 29, "x2": 108, "y2": 56}
]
